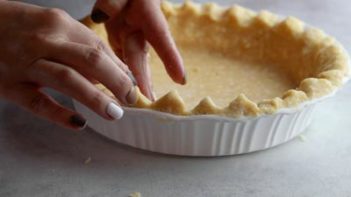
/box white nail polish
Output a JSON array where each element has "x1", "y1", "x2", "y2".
[{"x1": 106, "y1": 103, "x2": 124, "y2": 120}]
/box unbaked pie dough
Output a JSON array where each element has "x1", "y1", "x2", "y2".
[
  {"x1": 83, "y1": 1, "x2": 349, "y2": 117},
  {"x1": 150, "y1": 47, "x2": 295, "y2": 109}
]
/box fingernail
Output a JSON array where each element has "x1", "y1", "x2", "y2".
[
  {"x1": 146, "y1": 85, "x2": 156, "y2": 102},
  {"x1": 69, "y1": 114, "x2": 87, "y2": 129},
  {"x1": 126, "y1": 71, "x2": 138, "y2": 86},
  {"x1": 106, "y1": 102, "x2": 124, "y2": 119},
  {"x1": 126, "y1": 86, "x2": 138, "y2": 105},
  {"x1": 91, "y1": 8, "x2": 109, "y2": 23},
  {"x1": 151, "y1": 91, "x2": 157, "y2": 102}
]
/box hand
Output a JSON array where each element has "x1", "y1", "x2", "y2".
[
  {"x1": 91, "y1": 0, "x2": 186, "y2": 100},
  {"x1": 0, "y1": 1, "x2": 137, "y2": 130}
]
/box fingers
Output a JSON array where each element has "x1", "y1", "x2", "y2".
[
  {"x1": 104, "y1": 18, "x2": 128, "y2": 60},
  {"x1": 140, "y1": 5, "x2": 186, "y2": 85},
  {"x1": 123, "y1": 32, "x2": 155, "y2": 101},
  {"x1": 65, "y1": 20, "x2": 131, "y2": 74},
  {"x1": 27, "y1": 59, "x2": 124, "y2": 120},
  {"x1": 91, "y1": 0, "x2": 186, "y2": 85},
  {"x1": 47, "y1": 41, "x2": 137, "y2": 106},
  {"x1": 5, "y1": 84, "x2": 87, "y2": 130},
  {"x1": 104, "y1": 20, "x2": 154, "y2": 100},
  {"x1": 91, "y1": 0, "x2": 128, "y2": 23}
]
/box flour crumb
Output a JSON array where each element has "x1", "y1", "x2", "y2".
[
  {"x1": 84, "y1": 157, "x2": 92, "y2": 164},
  {"x1": 129, "y1": 192, "x2": 142, "y2": 197},
  {"x1": 298, "y1": 134, "x2": 307, "y2": 142}
]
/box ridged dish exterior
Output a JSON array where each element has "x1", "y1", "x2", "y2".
[{"x1": 73, "y1": 101, "x2": 315, "y2": 156}]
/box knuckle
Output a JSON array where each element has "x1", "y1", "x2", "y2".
[
  {"x1": 50, "y1": 106, "x2": 67, "y2": 121},
  {"x1": 89, "y1": 90, "x2": 106, "y2": 110},
  {"x1": 25, "y1": 34, "x2": 52, "y2": 61},
  {"x1": 28, "y1": 33, "x2": 48, "y2": 45},
  {"x1": 55, "y1": 67, "x2": 75, "y2": 81},
  {"x1": 95, "y1": 39, "x2": 106, "y2": 51},
  {"x1": 44, "y1": 8, "x2": 68, "y2": 23},
  {"x1": 86, "y1": 48, "x2": 104, "y2": 67},
  {"x1": 112, "y1": 77, "x2": 131, "y2": 97},
  {"x1": 47, "y1": 8, "x2": 67, "y2": 18}
]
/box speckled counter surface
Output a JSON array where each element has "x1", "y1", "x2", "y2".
[{"x1": 1, "y1": 0, "x2": 351, "y2": 196}]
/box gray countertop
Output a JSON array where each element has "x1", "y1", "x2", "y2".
[{"x1": 1, "y1": 0, "x2": 351, "y2": 196}]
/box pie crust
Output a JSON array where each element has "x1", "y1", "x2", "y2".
[{"x1": 83, "y1": 1, "x2": 349, "y2": 118}]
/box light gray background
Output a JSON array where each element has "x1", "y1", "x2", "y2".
[{"x1": 1, "y1": 0, "x2": 351, "y2": 197}]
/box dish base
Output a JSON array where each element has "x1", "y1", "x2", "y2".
[{"x1": 73, "y1": 101, "x2": 315, "y2": 156}]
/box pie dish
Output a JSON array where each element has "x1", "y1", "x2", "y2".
[{"x1": 74, "y1": 1, "x2": 350, "y2": 156}]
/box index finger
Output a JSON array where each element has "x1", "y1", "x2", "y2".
[{"x1": 141, "y1": 7, "x2": 186, "y2": 85}]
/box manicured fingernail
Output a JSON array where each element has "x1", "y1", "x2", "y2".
[
  {"x1": 69, "y1": 114, "x2": 87, "y2": 129},
  {"x1": 126, "y1": 71, "x2": 138, "y2": 86},
  {"x1": 126, "y1": 86, "x2": 138, "y2": 105},
  {"x1": 91, "y1": 8, "x2": 109, "y2": 23},
  {"x1": 106, "y1": 102, "x2": 124, "y2": 119},
  {"x1": 146, "y1": 85, "x2": 156, "y2": 102},
  {"x1": 151, "y1": 91, "x2": 157, "y2": 102}
]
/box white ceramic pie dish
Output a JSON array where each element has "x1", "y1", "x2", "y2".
[
  {"x1": 73, "y1": 2, "x2": 351, "y2": 156},
  {"x1": 73, "y1": 70, "x2": 349, "y2": 156}
]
